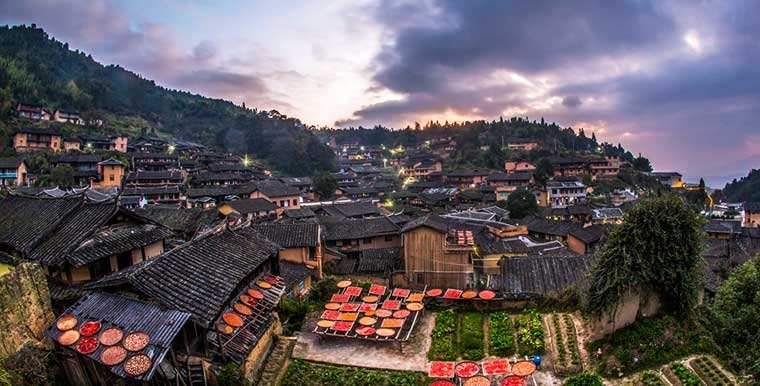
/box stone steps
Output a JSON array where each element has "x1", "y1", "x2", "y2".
[{"x1": 257, "y1": 337, "x2": 294, "y2": 386}]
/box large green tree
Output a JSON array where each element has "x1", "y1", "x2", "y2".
[
  {"x1": 585, "y1": 195, "x2": 705, "y2": 316},
  {"x1": 313, "y1": 172, "x2": 338, "y2": 200},
  {"x1": 500, "y1": 187, "x2": 539, "y2": 219},
  {"x1": 707, "y1": 256, "x2": 760, "y2": 379}
]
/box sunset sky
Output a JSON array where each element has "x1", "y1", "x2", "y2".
[{"x1": 2, "y1": 0, "x2": 759, "y2": 186}]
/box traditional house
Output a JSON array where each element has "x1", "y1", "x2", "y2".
[
  {"x1": 191, "y1": 172, "x2": 254, "y2": 187},
  {"x1": 90, "y1": 158, "x2": 126, "y2": 189},
  {"x1": 132, "y1": 206, "x2": 219, "y2": 241},
  {"x1": 310, "y1": 201, "x2": 381, "y2": 219},
  {"x1": 13, "y1": 127, "x2": 62, "y2": 152},
  {"x1": 61, "y1": 227, "x2": 285, "y2": 383},
  {"x1": 650, "y1": 172, "x2": 684, "y2": 188},
  {"x1": 249, "y1": 180, "x2": 301, "y2": 212},
  {"x1": 16, "y1": 103, "x2": 51, "y2": 121},
  {"x1": 132, "y1": 152, "x2": 180, "y2": 171},
  {"x1": 550, "y1": 156, "x2": 588, "y2": 177},
  {"x1": 217, "y1": 198, "x2": 278, "y2": 222},
  {"x1": 321, "y1": 216, "x2": 401, "y2": 260},
  {"x1": 62, "y1": 136, "x2": 82, "y2": 151},
  {"x1": 567, "y1": 224, "x2": 607, "y2": 254},
  {"x1": 402, "y1": 158, "x2": 443, "y2": 179},
  {"x1": 251, "y1": 223, "x2": 322, "y2": 295},
  {"x1": 401, "y1": 215, "x2": 475, "y2": 288},
  {"x1": 53, "y1": 109, "x2": 84, "y2": 125},
  {"x1": 125, "y1": 170, "x2": 183, "y2": 186},
  {"x1": 591, "y1": 207, "x2": 624, "y2": 224},
  {"x1": 79, "y1": 134, "x2": 128, "y2": 153},
  {"x1": 52, "y1": 154, "x2": 102, "y2": 186},
  {"x1": 0, "y1": 195, "x2": 174, "y2": 288},
  {"x1": 0, "y1": 157, "x2": 28, "y2": 186},
  {"x1": 485, "y1": 253, "x2": 588, "y2": 299},
  {"x1": 445, "y1": 169, "x2": 490, "y2": 188},
  {"x1": 121, "y1": 185, "x2": 183, "y2": 206},
  {"x1": 487, "y1": 172, "x2": 534, "y2": 201},
  {"x1": 506, "y1": 139, "x2": 540, "y2": 151},
  {"x1": 504, "y1": 159, "x2": 536, "y2": 173},
  {"x1": 546, "y1": 177, "x2": 587, "y2": 208},
  {"x1": 744, "y1": 202, "x2": 760, "y2": 228},
  {"x1": 545, "y1": 205, "x2": 593, "y2": 223},
  {"x1": 588, "y1": 156, "x2": 626, "y2": 178}
]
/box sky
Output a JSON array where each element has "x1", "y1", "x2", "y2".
[{"x1": 2, "y1": 0, "x2": 759, "y2": 187}]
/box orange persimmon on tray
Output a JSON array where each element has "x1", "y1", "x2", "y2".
[
  {"x1": 339, "y1": 303, "x2": 360, "y2": 312},
  {"x1": 380, "y1": 318, "x2": 404, "y2": 328},
  {"x1": 426, "y1": 288, "x2": 442, "y2": 297},
  {"x1": 407, "y1": 293, "x2": 424, "y2": 302},
  {"x1": 358, "y1": 303, "x2": 377, "y2": 313},
  {"x1": 511, "y1": 361, "x2": 537, "y2": 377},
  {"x1": 338, "y1": 312, "x2": 358, "y2": 321},
  {"x1": 368, "y1": 284, "x2": 386, "y2": 295},
  {"x1": 478, "y1": 290, "x2": 496, "y2": 300},
  {"x1": 461, "y1": 290, "x2": 478, "y2": 299}
]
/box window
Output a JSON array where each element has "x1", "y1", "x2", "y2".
[
  {"x1": 280, "y1": 200, "x2": 285, "y2": 207},
  {"x1": 385, "y1": 235, "x2": 394, "y2": 242},
  {"x1": 109, "y1": 175, "x2": 115, "y2": 181},
  {"x1": 363, "y1": 238, "x2": 373, "y2": 244}
]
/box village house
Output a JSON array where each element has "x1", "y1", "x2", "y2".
[
  {"x1": 12, "y1": 127, "x2": 62, "y2": 152},
  {"x1": 90, "y1": 158, "x2": 126, "y2": 189},
  {"x1": 545, "y1": 205, "x2": 593, "y2": 223},
  {"x1": 588, "y1": 155, "x2": 626, "y2": 178},
  {"x1": 650, "y1": 171, "x2": 684, "y2": 188},
  {"x1": 52, "y1": 154, "x2": 102, "y2": 186},
  {"x1": 0, "y1": 157, "x2": 27, "y2": 186},
  {"x1": 125, "y1": 170, "x2": 184, "y2": 186},
  {"x1": 251, "y1": 223, "x2": 322, "y2": 296},
  {"x1": 62, "y1": 136, "x2": 82, "y2": 151},
  {"x1": 79, "y1": 134, "x2": 129, "y2": 153},
  {"x1": 191, "y1": 171, "x2": 254, "y2": 187},
  {"x1": 249, "y1": 180, "x2": 302, "y2": 213},
  {"x1": 16, "y1": 103, "x2": 51, "y2": 121},
  {"x1": 487, "y1": 172, "x2": 534, "y2": 201},
  {"x1": 485, "y1": 253, "x2": 588, "y2": 299},
  {"x1": 550, "y1": 156, "x2": 588, "y2": 177},
  {"x1": 402, "y1": 158, "x2": 443, "y2": 179},
  {"x1": 308, "y1": 201, "x2": 382, "y2": 219},
  {"x1": 132, "y1": 152, "x2": 180, "y2": 171},
  {"x1": 57, "y1": 226, "x2": 286, "y2": 384},
  {"x1": 445, "y1": 169, "x2": 490, "y2": 188},
  {"x1": 321, "y1": 216, "x2": 401, "y2": 261},
  {"x1": 744, "y1": 202, "x2": 760, "y2": 227},
  {"x1": 506, "y1": 139, "x2": 540, "y2": 151},
  {"x1": 121, "y1": 185, "x2": 184, "y2": 206},
  {"x1": 566, "y1": 224, "x2": 608, "y2": 254},
  {"x1": 132, "y1": 206, "x2": 220, "y2": 241},
  {"x1": 52, "y1": 109, "x2": 84, "y2": 125},
  {"x1": 546, "y1": 177, "x2": 587, "y2": 208},
  {"x1": 0, "y1": 195, "x2": 173, "y2": 288},
  {"x1": 504, "y1": 159, "x2": 536, "y2": 173},
  {"x1": 401, "y1": 214, "x2": 475, "y2": 288},
  {"x1": 475, "y1": 233, "x2": 568, "y2": 274},
  {"x1": 591, "y1": 207, "x2": 624, "y2": 224},
  {"x1": 217, "y1": 198, "x2": 279, "y2": 222}
]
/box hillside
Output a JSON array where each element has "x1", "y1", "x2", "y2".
[
  {"x1": 723, "y1": 169, "x2": 760, "y2": 203},
  {"x1": 0, "y1": 25, "x2": 334, "y2": 176}
]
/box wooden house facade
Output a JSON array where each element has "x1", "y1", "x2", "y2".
[{"x1": 401, "y1": 215, "x2": 473, "y2": 288}]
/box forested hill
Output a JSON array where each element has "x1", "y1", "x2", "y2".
[
  {"x1": 0, "y1": 25, "x2": 334, "y2": 175},
  {"x1": 723, "y1": 169, "x2": 760, "y2": 203}
]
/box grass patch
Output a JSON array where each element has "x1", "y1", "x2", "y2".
[
  {"x1": 428, "y1": 309, "x2": 457, "y2": 361},
  {"x1": 459, "y1": 312, "x2": 484, "y2": 360},
  {"x1": 280, "y1": 359, "x2": 428, "y2": 386},
  {"x1": 489, "y1": 311, "x2": 516, "y2": 356},
  {"x1": 587, "y1": 314, "x2": 717, "y2": 377}
]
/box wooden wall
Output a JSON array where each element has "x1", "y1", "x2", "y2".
[{"x1": 403, "y1": 227, "x2": 472, "y2": 288}]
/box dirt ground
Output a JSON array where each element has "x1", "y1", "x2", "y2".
[{"x1": 291, "y1": 310, "x2": 435, "y2": 372}]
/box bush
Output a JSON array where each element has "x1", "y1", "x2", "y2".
[
  {"x1": 640, "y1": 371, "x2": 665, "y2": 385},
  {"x1": 279, "y1": 296, "x2": 311, "y2": 335},
  {"x1": 428, "y1": 309, "x2": 457, "y2": 361},
  {"x1": 564, "y1": 371, "x2": 603, "y2": 386},
  {"x1": 308, "y1": 276, "x2": 337, "y2": 305},
  {"x1": 670, "y1": 363, "x2": 701, "y2": 386},
  {"x1": 281, "y1": 359, "x2": 427, "y2": 386},
  {"x1": 2, "y1": 345, "x2": 61, "y2": 386},
  {"x1": 460, "y1": 312, "x2": 484, "y2": 360},
  {"x1": 515, "y1": 308, "x2": 545, "y2": 355},
  {"x1": 490, "y1": 311, "x2": 516, "y2": 356},
  {"x1": 216, "y1": 363, "x2": 244, "y2": 386}
]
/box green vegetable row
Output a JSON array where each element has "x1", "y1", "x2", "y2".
[
  {"x1": 489, "y1": 311, "x2": 516, "y2": 356},
  {"x1": 280, "y1": 359, "x2": 429, "y2": 386}
]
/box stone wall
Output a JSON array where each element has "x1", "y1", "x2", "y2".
[
  {"x1": 587, "y1": 287, "x2": 662, "y2": 340},
  {"x1": 0, "y1": 261, "x2": 54, "y2": 359}
]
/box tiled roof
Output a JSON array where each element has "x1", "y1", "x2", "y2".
[
  {"x1": 186, "y1": 183, "x2": 258, "y2": 199},
  {"x1": 254, "y1": 180, "x2": 300, "y2": 198},
  {"x1": 0, "y1": 157, "x2": 23, "y2": 169},
  {"x1": 132, "y1": 152, "x2": 178, "y2": 160},
  {"x1": 192, "y1": 172, "x2": 253, "y2": 184},
  {"x1": 53, "y1": 154, "x2": 101, "y2": 164},
  {"x1": 487, "y1": 253, "x2": 588, "y2": 298},
  {"x1": 223, "y1": 198, "x2": 277, "y2": 214},
  {"x1": 322, "y1": 216, "x2": 400, "y2": 240},
  {"x1": 279, "y1": 261, "x2": 313, "y2": 288},
  {"x1": 568, "y1": 224, "x2": 608, "y2": 244},
  {"x1": 283, "y1": 207, "x2": 316, "y2": 219},
  {"x1": 357, "y1": 247, "x2": 402, "y2": 273},
  {"x1": 526, "y1": 218, "x2": 578, "y2": 237},
  {"x1": 0, "y1": 195, "x2": 83, "y2": 255},
  {"x1": 122, "y1": 185, "x2": 181, "y2": 196},
  {"x1": 745, "y1": 202, "x2": 760, "y2": 212},
  {"x1": 109, "y1": 228, "x2": 280, "y2": 327},
  {"x1": 14, "y1": 126, "x2": 60, "y2": 135},
  {"x1": 251, "y1": 223, "x2": 319, "y2": 248},
  {"x1": 68, "y1": 224, "x2": 174, "y2": 267},
  {"x1": 400, "y1": 214, "x2": 448, "y2": 233},
  {"x1": 488, "y1": 172, "x2": 533, "y2": 182},
  {"x1": 126, "y1": 170, "x2": 183, "y2": 182},
  {"x1": 131, "y1": 207, "x2": 218, "y2": 235},
  {"x1": 28, "y1": 201, "x2": 118, "y2": 266},
  {"x1": 321, "y1": 201, "x2": 380, "y2": 218}
]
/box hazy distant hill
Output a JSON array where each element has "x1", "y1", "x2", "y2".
[
  {"x1": 0, "y1": 25, "x2": 334, "y2": 175},
  {"x1": 723, "y1": 169, "x2": 760, "y2": 203}
]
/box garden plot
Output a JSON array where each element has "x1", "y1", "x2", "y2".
[
  {"x1": 427, "y1": 310, "x2": 486, "y2": 361},
  {"x1": 546, "y1": 313, "x2": 582, "y2": 375}
]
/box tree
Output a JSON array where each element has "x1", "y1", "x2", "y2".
[
  {"x1": 585, "y1": 195, "x2": 705, "y2": 316},
  {"x1": 37, "y1": 164, "x2": 74, "y2": 187},
  {"x1": 313, "y1": 172, "x2": 338, "y2": 200},
  {"x1": 534, "y1": 158, "x2": 554, "y2": 185},
  {"x1": 707, "y1": 256, "x2": 760, "y2": 379},
  {"x1": 499, "y1": 187, "x2": 539, "y2": 219},
  {"x1": 564, "y1": 372, "x2": 604, "y2": 386},
  {"x1": 632, "y1": 154, "x2": 653, "y2": 172}
]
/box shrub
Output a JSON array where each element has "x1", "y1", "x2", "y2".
[
  {"x1": 279, "y1": 296, "x2": 311, "y2": 335},
  {"x1": 490, "y1": 311, "x2": 516, "y2": 356},
  {"x1": 640, "y1": 371, "x2": 666, "y2": 385},
  {"x1": 670, "y1": 363, "x2": 701, "y2": 386},
  {"x1": 515, "y1": 308, "x2": 545, "y2": 355},
  {"x1": 564, "y1": 371, "x2": 603, "y2": 386},
  {"x1": 428, "y1": 309, "x2": 457, "y2": 360}
]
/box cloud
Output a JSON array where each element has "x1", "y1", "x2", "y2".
[{"x1": 562, "y1": 96, "x2": 582, "y2": 108}]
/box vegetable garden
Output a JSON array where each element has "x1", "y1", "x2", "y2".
[
  {"x1": 428, "y1": 310, "x2": 486, "y2": 361},
  {"x1": 280, "y1": 359, "x2": 429, "y2": 386},
  {"x1": 548, "y1": 313, "x2": 581, "y2": 375}
]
